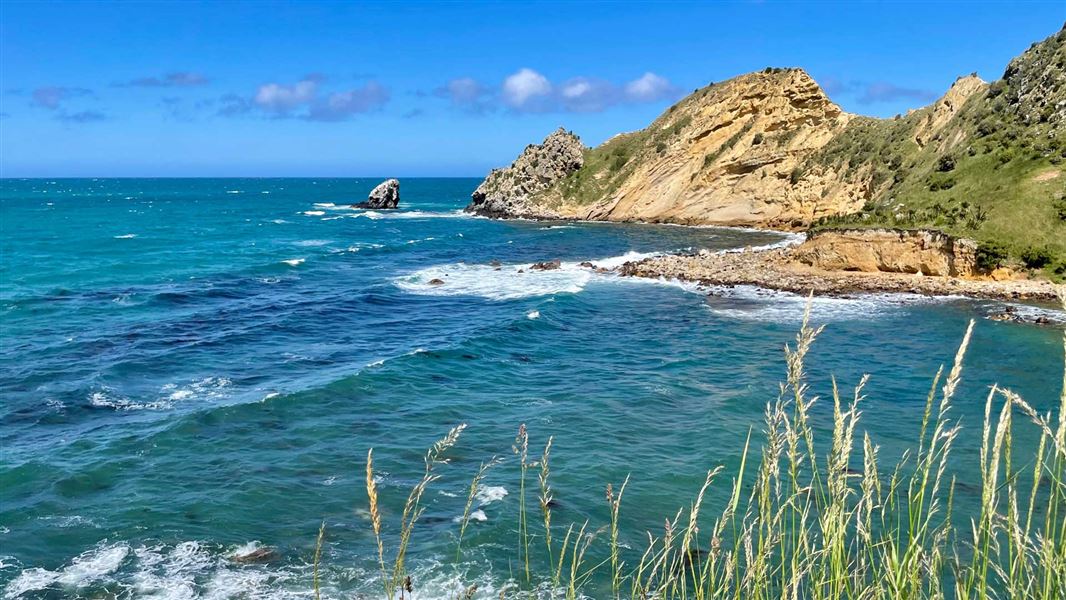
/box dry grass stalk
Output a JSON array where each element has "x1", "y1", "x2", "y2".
[{"x1": 328, "y1": 292, "x2": 1066, "y2": 600}]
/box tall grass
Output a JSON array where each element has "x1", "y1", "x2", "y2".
[{"x1": 343, "y1": 293, "x2": 1066, "y2": 599}]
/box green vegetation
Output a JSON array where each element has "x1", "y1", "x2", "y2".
[
  {"x1": 316, "y1": 299, "x2": 1066, "y2": 600},
  {"x1": 807, "y1": 27, "x2": 1066, "y2": 279},
  {"x1": 544, "y1": 130, "x2": 653, "y2": 208}
]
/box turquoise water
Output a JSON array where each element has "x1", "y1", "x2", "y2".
[{"x1": 0, "y1": 178, "x2": 1062, "y2": 598}]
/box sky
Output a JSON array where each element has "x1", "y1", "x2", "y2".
[{"x1": 1, "y1": 1, "x2": 1064, "y2": 177}]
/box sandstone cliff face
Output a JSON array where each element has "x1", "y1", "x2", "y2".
[
  {"x1": 466, "y1": 69, "x2": 864, "y2": 227},
  {"x1": 465, "y1": 128, "x2": 584, "y2": 219},
  {"x1": 572, "y1": 69, "x2": 861, "y2": 227},
  {"x1": 791, "y1": 229, "x2": 978, "y2": 277},
  {"x1": 912, "y1": 74, "x2": 987, "y2": 149}
]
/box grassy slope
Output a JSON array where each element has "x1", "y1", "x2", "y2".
[
  {"x1": 537, "y1": 79, "x2": 724, "y2": 210},
  {"x1": 808, "y1": 27, "x2": 1066, "y2": 278}
]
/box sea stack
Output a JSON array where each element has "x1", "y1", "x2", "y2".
[{"x1": 354, "y1": 179, "x2": 400, "y2": 209}]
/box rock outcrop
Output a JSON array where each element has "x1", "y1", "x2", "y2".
[
  {"x1": 1001, "y1": 24, "x2": 1066, "y2": 130},
  {"x1": 354, "y1": 179, "x2": 400, "y2": 209},
  {"x1": 573, "y1": 69, "x2": 860, "y2": 227},
  {"x1": 617, "y1": 245, "x2": 1060, "y2": 302},
  {"x1": 912, "y1": 74, "x2": 986, "y2": 148},
  {"x1": 791, "y1": 229, "x2": 978, "y2": 277},
  {"x1": 465, "y1": 128, "x2": 585, "y2": 218}
]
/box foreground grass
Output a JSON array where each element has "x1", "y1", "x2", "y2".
[{"x1": 318, "y1": 294, "x2": 1066, "y2": 600}]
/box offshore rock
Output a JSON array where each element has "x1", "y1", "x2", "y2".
[{"x1": 354, "y1": 179, "x2": 400, "y2": 209}]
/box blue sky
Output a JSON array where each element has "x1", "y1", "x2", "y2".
[{"x1": 1, "y1": 1, "x2": 1063, "y2": 177}]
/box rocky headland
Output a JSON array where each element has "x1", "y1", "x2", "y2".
[{"x1": 463, "y1": 24, "x2": 1066, "y2": 283}]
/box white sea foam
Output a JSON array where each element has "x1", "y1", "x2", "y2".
[
  {"x1": 474, "y1": 485, "x2": 508, "y2": 506},
  {"x1": 715, "y1": 231, "x2": 806, "y2": 253},
  {"x1": 281, "y1": 258, "x2": 305, "y2": 267},
  {"x1": 225, "y1": 190, "x2": 242, "y2": 194},
  {"x1": 292, "y1": 239, "x2": 331, "y2": 247},
  {"x1": 454, "y1": 509, "x2": 488, "y2": 523},
  {"x1": 114, "y1": 233, "x2": 137, "y2": 239},
  {"x1": 37, "y1": 515, "x2": 97, "y2": 529},
  {"x1": 90, "y1": 378, "x2": 232, "y2": 411},
  {"x1": 527, "y1": 310, "x2": 540, "y2": 320},
  {"x1": 160, "y1": 377, "x2": 232, "y2": 403},
  {"x1": 396, "y1": 262, "x2": 592, "y2": 300},
  {"x1": 394, "y1": 251, "x2": 662, "y2": 300},
  {"x1": 228, "y1": 541, "x2": 263, "y2": 560},
  {"x1": 302, "y1": 210, "x2": 325, "y2": 216},
  {"x1": 90, "y1": 389, "x2": 169, "y2": 411},
  {"x1": 700, "y1": 285, "x2": 960, "y2": 323},
  {"x1": 339, "y1": 209, "x2": 473, "y2": 220},
  {"x1": 5, "y1": 542, "x2": 130, "y2": 597},
  {"x1": 992, "y1": 302, "x2": 1066, "y2": 325}
]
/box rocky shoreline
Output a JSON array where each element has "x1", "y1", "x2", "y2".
[{"x1": 616, "y1": 246, "x2": 1063, "y2": 304}]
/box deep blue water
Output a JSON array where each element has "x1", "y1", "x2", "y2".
[{"x1": 0, "y1": 178, "x2": 1062, "y2": 598}]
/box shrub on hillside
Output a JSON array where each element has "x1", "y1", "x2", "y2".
[
  {"x1": 975, "y1": 240, "x2": 1010, "y2": 271},
  {"x1": 935, "y1": 155, "x2": 956, "y2": 172},
  {"x1": 1021, "y1": 245, "x2": 1053, "y2": 269}
]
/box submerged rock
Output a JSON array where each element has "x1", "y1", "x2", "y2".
[
  {"x1": 231, "y1": 546, "x2": 278, "y2": 564},
  {"x1": 428, "y1": 278, "x2": 445, "y2": 285},
  {"x1": 530, "y1": 259, "x2": 562, "y2": 271},
  {"x1": 353, "y1": 179, "x2": 400, "y2": 209}
]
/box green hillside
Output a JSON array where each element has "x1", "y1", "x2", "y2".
[{"x1": 808, "y1": 25, "x2": 1066, "y2": 278}]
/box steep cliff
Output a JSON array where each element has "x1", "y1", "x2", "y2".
[{"x1": 531, "y1": 68, "x2": 861, "y2": 227}]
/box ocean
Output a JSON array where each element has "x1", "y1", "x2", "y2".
[{"x1": 0, "y1": 178, "x2": 1062, "y2": 598}]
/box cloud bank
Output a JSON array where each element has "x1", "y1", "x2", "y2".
[
  {"x1": 434, "y1": 69, "x2": 680, "y2": 114},
  {"x1": 222, "y1": 75, "x2": 389, "y2": 121},
  {"x1": 117, "y1": 72, "x2": 210, "y2": 88}
]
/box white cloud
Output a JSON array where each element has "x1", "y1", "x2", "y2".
[
  {"x1": 254, "y1": 77, "x2": 319, "y2": 113},
  {"x1": 308, "y1": 82, "x2": 389, "y2": 121},
  {"x1": 624, "y1": 72, "x2": 676, "y2": 102},
  {"x1": 502, "y1": 68, "x2": 552, "y2": 108},
  {"x1": 442, "y1": 77, "x2": 485, "y2": 103},
  {"x1": 430, "y1": 70, "x2": 678, "y2": 115},
  {"x1": 561, "y1": 79, "x2": 593, "y2": 99},
  {"x1": 558, "y1": 77, "x2": 618, "y2": 112},
  {"x1": 226, "y1": 75, "x2": 388, "y2": 121}
]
